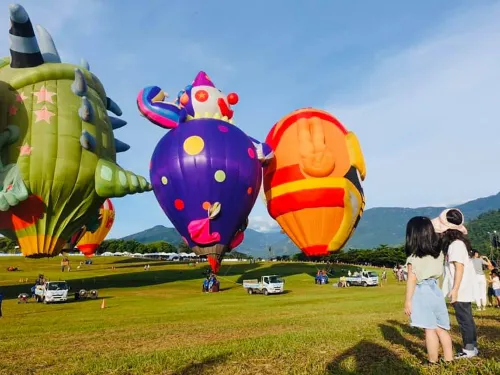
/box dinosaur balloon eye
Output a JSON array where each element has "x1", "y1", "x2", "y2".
[{"x1": 195, "y1": 90, "x2": 209, "y2": 102}]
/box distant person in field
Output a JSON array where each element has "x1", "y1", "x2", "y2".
[
  {"x1": 397, "y1": 267, "x2": 404, "y2": 282},
  {"x1": 432, "y1": 208, "x2": 478, "y2": 359},
  {"x1": 404, "y1": 216, "x2": 453, "y2": 364},
  {"x1": 471, "y1": 251, "x2": 492, "y2": 311},
  {"x1": 380, "y1": 271, "x2": 387, "y2": 287},
  {"x1": 339, "y1": 276, "x2": 347, "y2": 287},
  {"x1": 487, "y1": 269, "x2": 500, "y2": 307}
]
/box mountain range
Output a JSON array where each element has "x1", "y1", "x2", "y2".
[{"x1": 122, "y1": 192, "x2": 500, "y2": 258}]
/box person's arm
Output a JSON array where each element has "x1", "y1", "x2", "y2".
[
  {"x1": 449, "y1": 261, "x2": 464, "y2": 303},
  {"x1": 404, "y1": 263, "x2": 417, "y2": 316},
  {"x1": 482, "y1": 256, "x2": 494, "y2": 270}
]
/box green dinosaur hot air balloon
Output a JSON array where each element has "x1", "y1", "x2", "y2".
[{"x1": 0, "y1": 4, "x2": 151, "y2": 257}]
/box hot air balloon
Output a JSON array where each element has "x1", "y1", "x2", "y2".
[
  {"x1": 63, "y1": 227, "x2": 87, "y2": 252},
  {"x1": 263, "y1": 108, "x2": 366, "y2": 256},
  {"x1": 63, "y1": 208, "x2": 102, "y2": 252},
  {"x1": 0, "y1": 4, "x2": 151, "y2": 257},
  {"x1": 138, "y1": 71, "x2": 273, "y2": 272},
  {"x1": 77, "y1": 199, "x2": 115, "y2": 257}
]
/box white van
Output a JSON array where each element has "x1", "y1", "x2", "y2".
[{"x1": 35, "y1": 281, "x2": 70, "y2": 303}]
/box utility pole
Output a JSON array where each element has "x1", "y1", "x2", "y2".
[{"x1": 487, "y1": 231, "x2": 500, "y2": 265}]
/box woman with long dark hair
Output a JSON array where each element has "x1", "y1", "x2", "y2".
[
  {"x1": 432, "y1": 208, "x2": 478, "y2": 359},
  {"x1": 404, "y1": 216, "x2": 453, "y2": 363}
]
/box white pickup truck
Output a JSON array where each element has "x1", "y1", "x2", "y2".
[
  {"x1": 346, "y1": 272, "x2": 379, "y2": 287},
  {"x1": 35, "y1": 281, "x2": 70, "y2": 303},
  {"x1": 243, "y1": 275, "x2": 284, "y2": 295}
]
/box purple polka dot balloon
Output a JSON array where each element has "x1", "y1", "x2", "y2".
[{"x1": 150, "y1": 118, "x2": 262, "y2": 261}]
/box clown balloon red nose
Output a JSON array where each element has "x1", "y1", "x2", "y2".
[{"x1": 227, "y1": 93, "x2": 239, "y2": 105}]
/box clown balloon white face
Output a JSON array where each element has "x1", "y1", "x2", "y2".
[{"x1": 178, "y1": 72, "x2": 239, "y2": 122}]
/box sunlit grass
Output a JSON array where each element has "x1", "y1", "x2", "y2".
[{"x1": 0, "y1": 256, "x2": 498, "y2": 375}]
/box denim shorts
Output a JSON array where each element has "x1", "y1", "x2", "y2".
[
  {"x1": 494, "y1": 289, "x2": 500, "y2": 297},
  {"x1": 411, "y1": 279, "x2": 450, "y2": 330}
]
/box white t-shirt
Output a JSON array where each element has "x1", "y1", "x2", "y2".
[
  {"x1": 442, "y1": 240, "x2": 477, "y2": 302},
  {"x1": 493, "y1": 276, "x2": 500, "y2": 290}
]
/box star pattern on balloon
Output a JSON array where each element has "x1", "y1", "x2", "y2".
[
  {"x1": 33, "y1": 86, "x2": 56, "y2": 104},
  {"x1": 34, "y1": 106, "x2": 55, "y2": 123},
  {"x1": 16, "y1": 92, "x2": 27, "y2": 102},
  {"x1": 19, "y1": 143, "x2": 33, "y2": 156}
]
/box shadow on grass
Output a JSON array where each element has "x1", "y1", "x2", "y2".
[
  {"x1": 476, "y1": 323, "x2": 500, "y2": 359},
  {"x1": 379, "y1": 323, "x2": 427, "y2": 363},
  {"x1": 172, "y1": 353, "x2": 230, "y2": 375},
  {"x1": 386, "y1": 319, "x2": 425, "y2": 339},
  {"x1": 232, "y1": 262, "x2": 367, "y2": 284},
  {"x1": 0, "y1": 261, "x2": 357, "y2": 300},
  {"x1": 476, "y1": 314, "x2": 500, "y2": 321},
  {"x1": 0, "y1": 263, "x2": 262, "y2": 300},
  {"x1": 326, "y1": 340, "x2": 421, "y2": 375},
  {"x1": 383, "y1": 318, "x2": 500, "y2": 364},
  {"x1": 235, "y1": 262, "x2": 325, "y2": 283}
]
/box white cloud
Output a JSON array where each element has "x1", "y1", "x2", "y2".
[
  {"x1": 248, "y1": 215, "x2": 279, "y2": 233},
  {"x1": 329, "y1": 1, "x2": 500, "y2": 209}
]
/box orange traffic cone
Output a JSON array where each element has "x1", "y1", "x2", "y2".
[{"x1": 101, "y1": 299, "x2": 106, "y2": 309}]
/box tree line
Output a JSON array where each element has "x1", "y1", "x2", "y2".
[{"x1": 290, "y1": 244, "x2": 407, "y2": 267}]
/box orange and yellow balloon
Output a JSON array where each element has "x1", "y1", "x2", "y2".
[
  {"x1": 76, "y1": 199, "x2": 115, "y2": 257},
  {"x1": 263, "y1": 108, "x2": 366, "y2": 256}
]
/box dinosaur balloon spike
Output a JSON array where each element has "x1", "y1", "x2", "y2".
[
  {"x1": 78, "y1": 96, "x2": 94, "y2": 122},
  {"x1": 71, "y1": 68, "x2": 88, "y2": 96},
  {"x1": 106, "y1": 97, "x2": 122, "y2": 116},
  {"x1": 109, "y1": 117, "x2": 127, "y2": 130},
  {"x1": 35, "y1": 25, "x2": 61, "y2": 63},
  {"x1": 80, "y1": 58, "x2": 90, "y2": 71}
]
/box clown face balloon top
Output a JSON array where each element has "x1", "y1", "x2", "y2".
[
  {"x1": 138, "y1": 72, "x2": 273, "y2": 272},
  {"x1": 137, "y1": 71, "x2": 239, "y2": 130}
]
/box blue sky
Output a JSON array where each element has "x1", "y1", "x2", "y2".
[{"x1": 1, "y1": 0, "x2": 500, "y2": 237}]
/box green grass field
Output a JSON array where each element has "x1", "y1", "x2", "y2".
[{"x1": 0, "y1": 256, "x2": 498, "y2": 375}]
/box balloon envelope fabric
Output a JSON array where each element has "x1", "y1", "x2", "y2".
[
  {"x1": 150, "y1": 118, "x2": 261, "y2": 260},
  {"x1": 263, "y1": 108, "x2": 366, "y2": 256},
  {"x1": 77, "y1": 199, "x2": 115, "y2": 257}
]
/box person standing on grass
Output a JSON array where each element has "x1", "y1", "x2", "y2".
[
  {"x1": 487, "y1": 269, "x2": 500, "y2": 307},
  {"x1": 432, "y1": 208, "x2": 478, "y2": 359},
  {"x1": 404, "y1": 216, "x2": 453, "y2": 364},
  {"x1": 472, "y1": 251, "x2": 492, "y2": 311},
  {"x1": 381, "y1": 270, "x2": 387, "y2": 286}
]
